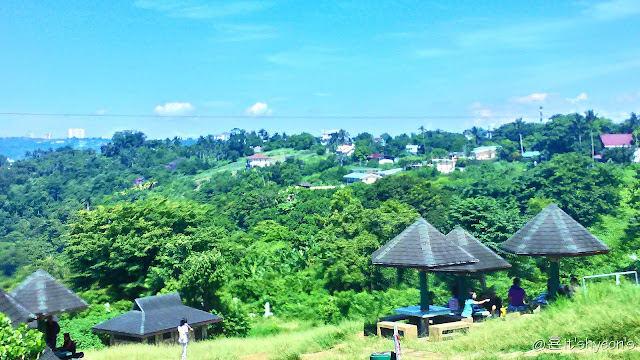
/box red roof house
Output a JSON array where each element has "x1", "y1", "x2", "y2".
[
  {"x1": 367, "y1": 154, "x2": 385, "y2": 160},
  {"x1": 600, "y1": 134, "x2": 633, "y2": 148}
]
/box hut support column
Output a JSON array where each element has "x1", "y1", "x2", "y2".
[
  {"x1": 456, "y1": 276, "x2": 466, "y2": 311},
  {"x1": 548, "y1": 258, "x2": 560, "y2": 301},
  {"x1": 396, "y1": 268, "x2": 404, "y2": 288},
  {"x1": 419, "y1": 271, "x2": 430, "y2": 311}
]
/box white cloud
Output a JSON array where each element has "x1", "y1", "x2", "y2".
[
  {"x1": 134, "y1": 0, "x2": 272, "y2": 19},
  {"x1": 583, "y1": 0, "x2": 640, "y2": 21},
  {"x1": 212, "y1": 24, "x2": 277, "y2": 42},
  {"x1": 566, "y1": 93, "x2": 588, "y2": 103},
  {"x1": 154, "y1": 102, "x2": 194, "y2": 115},
  {"x1": 245, "y1": 102, "x2": 272, "y2": 116},
  {"x1": 416, "y1": 48, "x2": 452, "y2": 58},
  {"x1": 513, "y1": 93, "x2": 548, "y2": 103}
]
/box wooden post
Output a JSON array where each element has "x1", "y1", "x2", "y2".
[
  {"x1": 396, "y1": 268, "x2": 404, "y2": 288},
  {"x1": 456, "y1": 276, "x2": 466, "y2": 311},
  {"x1": 419, "y1": 271, "x2": 430, "y2": 311},
  {"x1": 202, "y1": 326, "x2": 207, "y2": 340},
  {"x1": 548, "y1": 258, "x2": 560, "y2": 301}
]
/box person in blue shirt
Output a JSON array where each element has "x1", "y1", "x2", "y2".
[{"x1": 461, "y1": 291, "x2": 489, "y2": 318}]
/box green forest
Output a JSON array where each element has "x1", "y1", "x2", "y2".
[{"x1": 3, "y1": 111, "x2": 640, "y2": 350}]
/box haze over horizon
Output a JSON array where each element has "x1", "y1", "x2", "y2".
[{"x1": 2, "y1": 0, "x2": 640, "y2": 139}]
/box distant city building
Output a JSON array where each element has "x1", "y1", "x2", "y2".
[
  {"x1": 471, "y1": 146, "x2": 500, "y2": 160},
  {"x1": 213, "y1": 132, "x2": 231, "y2": 141},
  {"x1": 405, "y1": 144, "x2": 419, "y2": 154},
  {"x1": 246, "y1": 153, "x2": 271, "y2": 168},
  {"x1": 68, "y1": 128, "x2": 86, "y2": 139},
  {"x1": 43, "y1": 133, "x2": 52, "y2": 140},
  {"x1": 600, "y1": 134, "x2": 633, "y2": 148}
]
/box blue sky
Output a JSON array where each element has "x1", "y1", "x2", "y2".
[{"x1": 1, "y1": 0, "x2": 640, "y2": 139}]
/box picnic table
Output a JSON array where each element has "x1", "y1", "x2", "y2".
[{"x1": 393, "y1": 305, "x2": 453, "y2": 336}]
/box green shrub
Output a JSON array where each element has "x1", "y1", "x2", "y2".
[{"x1": 0, "y1": 313, "x2": 45, "y2": 360}]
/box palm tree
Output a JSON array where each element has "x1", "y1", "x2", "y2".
[
  {"x1": 570, "y1": 113, "x2": 586, "y2": 145},
  {"x1": 469, "y1": 126, "x2": 485, "y2": 146},
  {"x1": 418, "y1": 126, "x2": 426, "y2": 154}
]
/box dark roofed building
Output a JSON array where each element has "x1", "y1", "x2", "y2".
[
  {"x1": 0, "y1": 288, "x2": 35, "y2": 327},
  {"x1": 500, "y1": 203, "x2": 610, "y2": 257},
  {"x1": 93, "y1": 292, "x2": 222, "y2": 346},
  {"x1": 10, "y1": 269, "x2": 88, "y2": 318},
  {"x1": 372, "y1": 217, "x2": 477, "y2": 269},
  {"x1": 433, "y1": 226, "x2": 511, "y2": 273}
]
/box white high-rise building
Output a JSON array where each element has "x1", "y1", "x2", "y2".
[{"x1": 68, "y1": 128, "x2": 86, "y2": 139}]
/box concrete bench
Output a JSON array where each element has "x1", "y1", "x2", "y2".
[
  {"x1": 428, "y1": 318, "x2": 472, "y2": 342},
  {"x1": 376, "y1": 321, "x2": 418, "y2": 339}
]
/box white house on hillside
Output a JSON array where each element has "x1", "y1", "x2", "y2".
[{"x1": 246, "y1": 154, "x2": 271, "y2": 168}]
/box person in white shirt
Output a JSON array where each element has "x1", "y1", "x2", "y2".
[{"x1": 177, "y1": 318, "x2": 193, "y2": 360}]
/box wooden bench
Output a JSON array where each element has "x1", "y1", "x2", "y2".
[
  {"x1": 376, "y1": 321, "x2": 418, "y2": 339},
  {"x1": 428, "y1": 319, "x2": 472, "y2": 342}
]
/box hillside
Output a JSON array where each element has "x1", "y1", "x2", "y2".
[{"x1": 85, "y1": 284, "x2": 640, "y2": 359}]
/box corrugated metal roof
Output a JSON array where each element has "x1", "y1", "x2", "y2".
[
  {"x1": 0, "y1": 289, "x2": 36, "y2": 327},
  {"x1": 432, "y1": 227, "x2": 511, "y2": 273},
  {"x1": 500, "y1": 203, "x2": 610, "y2": 257},
  {"x1": 93, "y1": 293, "x2": 222, "y2": 337},
  {"x1": 600, "y1": 133, "x2": 633, "y2": 147},
  {"x1": 10, "y1": 269, "x2": 88, "y2": 318},
  {"x1": 371, "y1": 218, "x2": 478, "y2": 269}
]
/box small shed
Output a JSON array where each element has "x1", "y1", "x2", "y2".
[
  {"x1": 92, "y1": 292, "x2": 222, "y2": 346},
  {"x1": 10, "y1": 269, "x2": 88, "y2": 318}
]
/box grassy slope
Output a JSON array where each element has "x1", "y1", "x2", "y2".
[
  {"x1": 194, "y1": 149, "x2": 319, "y2": 179},
  {"x1": 87, "y1": 285, "x2": 640, "y2": 359}
]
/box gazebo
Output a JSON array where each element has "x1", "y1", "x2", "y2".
[
  {"x1": 0, "y1": 288, "x2": 36, "y2": 327},
  {"x1": 10, "y1": 269, "x2": 89, "y2": 319},
  {"x1": 500, "y1": 203, "x2": 610, "y2": 300},
  {"x1": 433, "y1": 226, "x2": 511, "y2": 307},
  {"x1": 371, "y1": 217, "x2": 478, "y2": 333}
]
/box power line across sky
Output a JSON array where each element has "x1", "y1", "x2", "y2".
[{"x1": 0, "y1": 112, "x2": 523, "y2": 120}]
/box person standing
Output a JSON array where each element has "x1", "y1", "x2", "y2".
[
  {"x1": 178, "y1": 318, "x2": 193, "y2": 360},
  {"x1": 45, "y1": 316, "x2": 60, "y2": 350}
]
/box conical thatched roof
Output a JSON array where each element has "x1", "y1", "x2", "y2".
[
  {"x1": 371, "y1": 217, "x2": 478, "y2": 269},
  {"x1": 500, "y1": 203, "x2": 610, "y2": 257},
  {"x1": 432, "y1": 226, "x2": 511, "y2": 273},
  {"x1": 10, "y1": 269, "x2": 88, "y2": 318},
  {"x1": 0, "y1": 288, "x2": 35, "y2": 327}
]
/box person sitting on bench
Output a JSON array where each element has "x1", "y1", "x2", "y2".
[
  {"x1": 507, "y1": 278, "x2": 528, "y2": 312},
  {"x1": 484, "y1": 289, "x2": 502, "y2": 317},
  {"x1": 447, "y1": 289, "x2": 459, "y2": 313},
  {"x1": 55, "y1": 333, "x2": 84, "y2": 359},
  {"x1": 461, "y1": 291, "x2": 489, "y2": 318}
]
